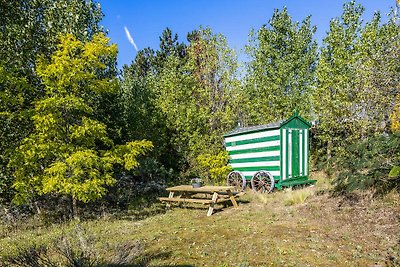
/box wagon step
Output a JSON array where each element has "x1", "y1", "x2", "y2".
[{"x1": 280, "y1": 179, "x2": 316, "y2": 187}]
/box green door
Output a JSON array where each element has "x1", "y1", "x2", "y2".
[
  {"x1": 287, "y1": 129, "x2": 301, "y2": 179},
  {"x1": 291, "y1": 130, "x2": 300, "y2": 178}
]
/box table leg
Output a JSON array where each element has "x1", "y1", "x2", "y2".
[
  {"x1": 166, "y1": 191, "x2": 174, "y2": 208},
  {"x1": 207, "y1": 192, "x2": 219, "y2": 216},
  {"x1": 227, "y1": 189, "x2": 239, "y2": 208}
]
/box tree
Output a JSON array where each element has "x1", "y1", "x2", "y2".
[
  {"x1": 150, "y1": 27, "x2": 240, "y2": 181},
  {"x1": 0, "y1": 65, "x2": 31, "y2": 201},
  {"x1": 121, "y1": 27, "x2": 239, "y2": 182},
  {"x1": 155, "y1": 28, "x2": 186, "y2": 71},
  {"x1": 244, "y1": 7, "x2": 318, "y2": 125},
  {"x1": 313, "y1": 1, "x2": 365, "y2": 166},
  {"x1": 0, "y1": 0, "x2": 105, "y2": 202},
  {"x1": 9, "y1": 34, "x2": 152, "y2": 215},
  {"x1": 0, "y1": 0, "x2": 103, "y2": 76},
  {"x1": 120, "y1": 29, "x2": 185, "y2": 172},
  {"x1": 313, "y1": 1, "x2": 400, "y2": 191},
  {"x1": 313, "y1": 1, "x2": 399, "y2": 166}
]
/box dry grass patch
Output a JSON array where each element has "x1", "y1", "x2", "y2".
[{"x1": 0, "y1": 179, "x2": 399, "y2": 266}]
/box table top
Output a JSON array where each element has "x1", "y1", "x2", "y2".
[{"x1": 166, "y1": 185, "x2": 235, "y2": 193}]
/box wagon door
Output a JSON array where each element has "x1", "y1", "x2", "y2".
[
  {"x1": 287, "y1": 129, "x2": 307, "y2": 179},
  {"x1": 289, "y1": 129, "x2": 300, "y2": 178}
]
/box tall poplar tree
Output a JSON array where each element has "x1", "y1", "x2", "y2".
[
  {"x1": 313, "y1": 1, "x2": 399, "y2": 164},
  {"x1": 244, "y1": 7, "x2": 317, "y2": 125}
]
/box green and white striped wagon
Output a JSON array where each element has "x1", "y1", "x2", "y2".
[{"x1": 224, "y1": 113, "x2": 316, "y2": 193}]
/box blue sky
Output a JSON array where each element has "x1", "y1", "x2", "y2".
[{"x1": 98, "y1": 1, "x2": 395, "y2": 68}]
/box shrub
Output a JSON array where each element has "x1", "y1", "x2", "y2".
[
  {"x1": 333, "y1": 133, "x2": 400, "y2": 194},
  {"x1": 196, "y1": 151, "x2": 232, "y2": 184}
]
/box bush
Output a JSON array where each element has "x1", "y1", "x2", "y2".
[
  {"x1": 196, "y1": 151, "x2": 232, "y2": 184},
  {"x1": 333, "y1": 133, "x2": 400, "y2": 194}
]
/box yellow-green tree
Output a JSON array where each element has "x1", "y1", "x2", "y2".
[
  {"x1": 10, "y1": 33, "x2": 152, "y2": 215},
  {"x1": 391, "y1": 94, "x2": 400, "y2": 133},
  {"x1": 0, "y1": 0, "x2": 105, "y2": 202}
]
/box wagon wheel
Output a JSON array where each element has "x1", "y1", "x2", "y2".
[
  {"x1": 227, "y1": 171, "x2": 246, "y2": 192},
  {"x1": 251, "y1": 171, "x2": 275, "y2": 193}
]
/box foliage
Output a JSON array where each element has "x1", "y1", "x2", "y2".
[
  {"x1": 196, "y1": 151, "x2": 232, "y2": 184},
  {"x1": 391, "y1": 94, "x2": 400, "y2": 133},
  {"x1": 333, "y1": 134, "x2": 400, "y2": 193},
  {"x1": 9, "y1": 34, "x2": 152, "y2": 206},
  {"x1": 0, "y1": 65, "x2": 31, "y2": 200},
  {"x1": 1, "y1": 0, "x2": 400, "y2": 217},
  {"x1": 0, "y1": 0, "x2": 105, "y2": 203},
  {"x1": 122, "y1": 27, "x2": 239, "y2": 181},
  {"x1": 244, "y1": 7, "x2": 317, "y2": 125},
  {"x1": 0, "y1": 0, "x2": 103, "y2": 76},
  {"x1": 313, "y1": 1, "x2": 399, "y2": 165},
  {"x1": 120, "y1": 29, "x2": 185, "y2": 173},
  {"x1": 154, "y1": 27, "x2": 239, "y2": 178},
  {"x1": 390, "y1": 93, "x2": 400, "y2": 179}
]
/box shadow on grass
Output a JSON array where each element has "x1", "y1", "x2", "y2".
[
  {"x1": 153, "y1": 265, "x2": 195, "y2": 267},
  {"x1": 115, "y1": 203, "x2": 168, "y2": 221},
  {"x1": 98, "y1": 250, "x2": 195, "y2": 267}
]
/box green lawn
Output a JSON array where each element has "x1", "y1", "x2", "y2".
[{"x1": 1, "y1": 175, "x2": 399, "y2": 266}]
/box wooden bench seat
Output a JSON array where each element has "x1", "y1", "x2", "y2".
[
  {"x1": 159, "y1": 197, "x2": 236, "y2": 204},
  {"x1": 217, "y1": 191, "x2": 244, "y2": 196},
  {"x1": 159, "y1": 197, "x2": 213, "y2": 204}
]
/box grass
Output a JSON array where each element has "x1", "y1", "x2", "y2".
[
  {"x1": 1, "y1": 172, "x2": 399, "y2": 266},
  {"x1": 283, "y1": 187, "x2": 314, "y2": 206}
]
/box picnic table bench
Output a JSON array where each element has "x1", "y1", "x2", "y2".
[{"x1": 159, "y1": 185, "x2": 242, "y2": 216}]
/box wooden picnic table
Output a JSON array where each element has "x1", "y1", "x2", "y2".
[{"x1": 159, "y1": 185, "x2": 240, "y2": 216}]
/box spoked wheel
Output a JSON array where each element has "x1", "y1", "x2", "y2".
[
  {"x1": 251, "y1": 171, "x2": 275, "y2": 193},
  {"x1": 227, "y1": 171, "x2": 246, "y2": 192}
]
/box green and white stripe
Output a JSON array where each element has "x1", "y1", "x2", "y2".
[
  {"x1": 226, "y1": 140, "x2": 280, "y2": 152},
  {"x1": 229, "y1": 151, "x2": 280, "y2": 160},
  {"x1": 304, "y1": 129, "x2": 308, "y2": 175},
  {"x1": 288, "y1": 130, "x2": 292, "y2": 178},
  {"x1": 281, "y1": 129, "x2": 287, "y2": 180},
  {"x1": 226, "y1": 129, "x2": 281, "y2": 180},
  {"x1": 225, "y1": 129, "x2": 280, "y2": 143},
  {"x1": 300, "y1": 130, "x2": 303, "y2": 176}
]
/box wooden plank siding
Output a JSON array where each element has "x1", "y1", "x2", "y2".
[{"x1": 226, "y1": 129, "x2": 281, "y2": 180}]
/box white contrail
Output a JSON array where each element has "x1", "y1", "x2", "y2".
[{"x1": 124, "y1": 26, "x2": 138, "y2": 51}]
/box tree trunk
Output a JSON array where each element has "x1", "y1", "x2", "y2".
[
  {"x1": 33, "y1": 201, "x2": 42, "y2": 215},
  {"x1": 327, "y1": 139, "x2": 332, "y2": 173},
  {"x1": 71, "y1": 196, "x2": 79, "y2": 220}
]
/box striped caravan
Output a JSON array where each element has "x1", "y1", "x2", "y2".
[
  {"x1": 224, "y1": 112, "x2": 316, "y2": 191},
  {"x1": 225, "y1": 129, "x2": 281, "y2": 180}
]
